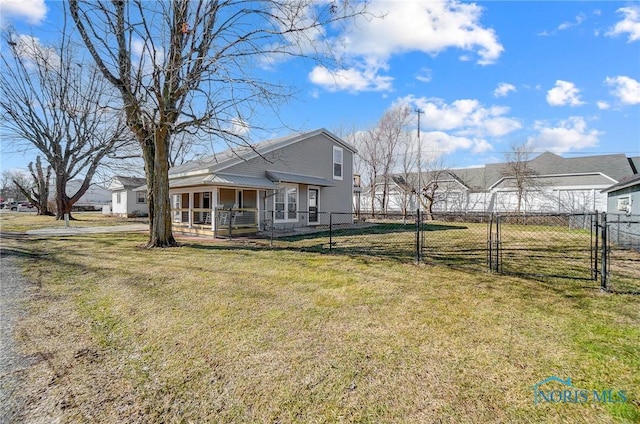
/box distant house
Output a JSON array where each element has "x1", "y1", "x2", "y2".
[
  {"x1": 602, "y1": 173, "x2": 640, "y2": 215},
  {"x1": 602, "y1": 174, "x2": 640, "y2": 249},
  {"x1": 108, "y1": 176, "x2": 148, "y2": 217},
  {"x1": 162, "y1": 128, "x2": 356, "y2": 236},
  {"x1": 48, "y1": 179, "x2": 112, "y2": 211},
  {"x1": 370, "y1": 152, "x2": 638, "y2": 214}
]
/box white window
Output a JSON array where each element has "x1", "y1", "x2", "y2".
[
  {"x1": 136, "y1": 191, "x2": 146, "y2": 204},
  {"x1": 617, "y1": 197, "x2": 630, "y2": 212},
  {"x1": 333, "y1": 146, "x2": 343, "y2": 180},
  {"x1": 274, "y1": 184, "x2": 298, "y2": 222},
  {"x1": 116, "y1": 192, "x2": 122, "y2": 204}
]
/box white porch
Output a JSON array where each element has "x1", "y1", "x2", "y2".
[{"x1": 170, "y1": 187, "x2": 261, "y2": 236}]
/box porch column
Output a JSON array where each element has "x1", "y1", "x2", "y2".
[
  {"x1": 212, "y1": 189, "x2": 218, "y2": 231},
  {"x1": 188, "y1": 192, "x2": 193, "y2": 228},
  {"x1": 256, "y1": 190, "x2": 261, "y2": 229}
]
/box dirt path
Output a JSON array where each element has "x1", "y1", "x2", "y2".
[{"x1": 0, "y1": 250, "x2": 32, "y2": 423}]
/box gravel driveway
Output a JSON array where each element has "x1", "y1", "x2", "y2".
[{"x1": 0, "y1": 248, "x2": 31, "y2": 423}]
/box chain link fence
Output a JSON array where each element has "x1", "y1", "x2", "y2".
[
  {"x1": 260, "y1": 211, "x2": 419, "y2": 261},
  {"x1": 211, "y1": 208, "x2": 640, "y2": 293},
  {"x1": 601, "y1": 213, "x2": 640, "y2": 294}
]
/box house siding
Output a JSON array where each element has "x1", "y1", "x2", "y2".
[
  {"x1": 223, "y1": 132, "x2": 354, "y2": 215},
  {"x1": 607, "y1": 184, "x2": 640, "y2": 215}
]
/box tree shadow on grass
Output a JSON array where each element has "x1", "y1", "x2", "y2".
[
  {"x1": 274, "y1": 222, "x2": 468, "y2": 242},
  {"x1": 184, "y1": 223, "x2": 469, "y2": 264}
]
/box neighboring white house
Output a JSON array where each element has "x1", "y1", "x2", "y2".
[
  {"x1": 48, "y1": 179, "x2": 112, "y2": 211},
  {"x1": 108, "y1": 176, "x2": 148, "y2": 217},
  {"x1": 366, "y1": 152, "x2": 639, "y2": 214}
]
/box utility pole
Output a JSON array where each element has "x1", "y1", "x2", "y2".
[{"x1": 415, "y1": 108, "x2": 424, "y2": 196}]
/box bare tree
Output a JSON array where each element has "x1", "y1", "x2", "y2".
[
  {"x1": 416, "y1": 157, "x2": 450, "y2": 220},
  {"x1": 375, "y1": 105, "x2": 411, "y2": 214},
  {"x1": 502, "y1": 143, "x2": 538, "y2": 213},
  {"x1": 69, "y1": 0, "x2": 370, "y2": 247},
  {"x1": 396, "y1": 129, "x2": 419, "y2": 218},
  {"x1": 1, "y1": 169, "x2": 31, "y2": 202},
  {"x1": 356, "y1": 104, "x2": 411, "y2": 216},
  {"x1": 359, "y1": 128, "x2": 383, "y2": 216},
  {"x1": 12, "y1": 157, "x2": 54, "y2": 216},
  {"x1": 0, "y1": 29, "x2": 130, "y2": 219}
]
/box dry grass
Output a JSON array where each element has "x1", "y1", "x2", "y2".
[
  {"x1": 0, "y1": 211, "x2": 146, "y2": 233},
  {"x1": 2, "y1": 227, "x2": 638, "y2": 423}
]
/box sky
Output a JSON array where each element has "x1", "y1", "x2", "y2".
[{"x1": 1, "y1": 0, "x2": 639, "y2": 174}]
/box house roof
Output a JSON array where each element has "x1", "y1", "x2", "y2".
[
  {"x1": 629, "y1": 156, "x2": 640, "y2": 174},
  {"x1": 525, "y1": 152, "x2": 633, "y2": 182},
  {"x1": 601, "y1": 173, "x2": 640, "y2": 193},
  {"x1": 169, "y1": 128, "x2": 356, "y2": 178},
  {"x1": 109, "y1": 176, "x2": 147, "y2": 191},
  {"x1": 390, "y1": 151, "x2": 636, "y2": 191}
]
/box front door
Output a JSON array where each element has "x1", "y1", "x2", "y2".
[{"x1": 309, "y1": 188, "x2": 319, "y2": 224}]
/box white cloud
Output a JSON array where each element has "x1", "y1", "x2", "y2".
[
  {"x1": 494, "y1": 82, "x2": 516, "y2": 97},
  {"x1": 557, "y1": 13, "x2": 586, "y2": 31},
  {"x1": 0, "y1": 0, "x2": 47, "y2": 25},
  {"x1": 527, "y1": 117, "x2": 602, "y2": 153},
  {"x1": 597, "y1": 101, "x2": 610, "y2": 110},
  {"x1": 607, "y1": 6, "x2": 640, "y2": 42},
  {"x1": 228, "y1": 118, "x2": 250, "y2": 137},
  {"x1": 605, "y1": 76, "x2": 640, "y2": 105},
  {"x1": 415, "y1": 68, "x2": 432, "y2": 83},
  {"x1": 309, "y1": 65, "x2": 393, "y2": 92},
  {"x1": 10, "y1": 34, "x2": 59, "y2": 69},
  {"x1": 391, "y1": 96, "x2": 520, "y2": 158},
  {"x1": 407, "y1": 96, "x2": 521, "y2": 138},
  {"x1": 343, "y1": 0, "x2": 503, "y2": 65},
  {"x1": 538, "y1": 13, "x2": 587, "y2": 37},
  {"x1": 309, "y1": 0, "x2": 503, "y2": 93},
  {"x1": 546, "y1": 80, "x2": 584, "y2": 107}
]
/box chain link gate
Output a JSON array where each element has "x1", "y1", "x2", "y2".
[
  {"x1": 600, "y1": 213, "x2": 640, "y2": 293},
  {"x1": 492, "y1": 213, "x2": 599, "y2": 282}
]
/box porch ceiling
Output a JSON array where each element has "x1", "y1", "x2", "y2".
[
  {"x1": 205, "y1": 173, "x2": 277, "y2": 189},
  {"x1": 266, "y1": 170, "x2": 335, "y2": 187}
]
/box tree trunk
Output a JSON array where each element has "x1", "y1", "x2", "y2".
[
  {"x1": 55, "y1": 173, "x2": 73, "y2": 220},
  {"x1": 145, "y1": 128, "x2": 177, "y2": 248},
  {"x1": 32, "y1": 158, "x2": 53, "y2": 216}
]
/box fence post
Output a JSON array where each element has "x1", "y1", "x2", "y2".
[
  {"x1": 600, "y1": 212, "x2": 608, "y2": 291},
  {"x1": 590, "y1": 213, "x2": 596, "y2": 281},
  {"x1": 329, "y1": 213, "x2": 333, "y2": 252},
  {"x1": 488, "y1": 214, "x2": 493, "y2": 272},
  {"x1": 496, "y1": 214, "x2": 501, "y2": 273},
  {"x1": 415, "y1": 209, "x2": 421, "y2": 264}
]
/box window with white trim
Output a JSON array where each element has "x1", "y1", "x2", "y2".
[
  {"x1": 333, "y1": 146, "x2": 343, "y2": 180},
  {"x1": 274, "y1": 184, "x2": 298, "y2": 222},
  {"x1": 116, "y1": 192, "x2": 122, "y2": 204},
  {"x1": 136, "y1": 191, "x2": 146, "y2": 204}
]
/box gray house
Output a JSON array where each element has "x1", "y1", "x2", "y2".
[
  {"x1": 375, "y1": 152, "x2": 638, "y2": 214},
  {"x1": 602, "y1": 174, "x2": 640, "y2": 249},
  {"x1": 602, "y1": 173, "x2": 640, "y2": 215},
  {"x1": 166, "y1": 128, "x2": 356, "y2": 235}
]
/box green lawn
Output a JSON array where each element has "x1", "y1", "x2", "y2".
[{"x1": 2, "y1": 223, "x2": 638, "y2": 423}]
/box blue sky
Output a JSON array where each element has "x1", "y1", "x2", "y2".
[{"x1": 1, "y1": 0, "x2": 639, "y2": 173}]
